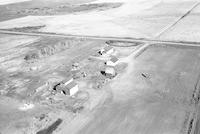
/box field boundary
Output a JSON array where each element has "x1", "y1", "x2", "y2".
[{"x1": 1, "y1": 30, "x2": 200, "y2": 47}]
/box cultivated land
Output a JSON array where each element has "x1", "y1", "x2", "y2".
[
  {"x1": 0, "y1": 0, "x2": 199, "y2": 39},
  {"x1": 1, "y1": 0, "x2": 200, "y2": 134},
  {"x1": 159, "y1": 3, "x2": 200, "y2": 42}
]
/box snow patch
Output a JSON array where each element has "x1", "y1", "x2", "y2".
[{"x1": 18, "y1": 103, "x2": 34, "y2": 111}]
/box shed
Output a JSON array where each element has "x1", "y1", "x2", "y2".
[
  {"x1": 104, "y1": 67, "x2": 116, "y2": 78},
  {"x1": 62, "y1": 77, "x2": 74, "y2": 86},
  {"x1": 62, "y1": 81, "x2": 79, "y2": 96},
  {"x1": 99, "y1": 46, "x2": 114, "y2": 55},
  {"x1": 106, "y1": 56, "x2": 119, "y2": 66}
]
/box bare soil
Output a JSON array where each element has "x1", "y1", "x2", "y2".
[
  {"x1": 78, "y1": 44, "x2": 200, "y2": 134},
  {"x1": 0, "y1": 33, "x2": 140, "y2": 133}
]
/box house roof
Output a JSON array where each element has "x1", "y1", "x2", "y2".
[
  {"x1": 62, "y1": 77, "x2": 73, "y2": 84},
  {"x1": 110, "y1": 56, "x2": 118, "y2": 63},
  {"x1": 105, "y1": 67, "x2": 115, "y2": 75},
  {"x1": 104, "y1": 46, "x2": 113, "y2": 52},
  {"x1": 62, "y1": 81, "x2": 77, "y2": 94},
  {"x1": 65, "y1": 81, "x2": 77, "y2": 90}
]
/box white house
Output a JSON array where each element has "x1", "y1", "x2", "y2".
[
  {"x1": 106, "y1": 56, "x2": 119, "y2": 67},
  {"x1": 62, "y1": 81, "x2": 79, "y2": 96},
  {"x1": 99, "y1": 46, "x2": 114, "y2": 55},
  {"x1": 104, "y1": 67, "x2": 116, "y2": 79}
]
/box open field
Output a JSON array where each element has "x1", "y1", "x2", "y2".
[
  {"x1": 78, "y1": 44, "x2": 200, "y2": 134},
  {"x1": 0, "y1": 0, "x2": 119, "y2": 21},
  {"x1": 159, "y1": 3, "x2": 200, "y2": 42},
  {"x1": 1, "y1": 0, "x2": 200, "y2": 134},
  {"x1": 0, "y1": 0, "x2": 199, "y2": 39},
  {"x1": 1, "y1": 34, "x2": 200, "y2": 134}
]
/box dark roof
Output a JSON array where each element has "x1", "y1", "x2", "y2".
[{"x1": 110, "y1": 56, "x2": 118, "y2": 63}]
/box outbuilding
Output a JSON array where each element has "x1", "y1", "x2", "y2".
[
  {"x1": 62, "y1": 77, "x2": 74, "y2": 86},
  {"x1": 99, "y1": 46, "x2": 114, "y2": 55},
  {"x1": 103, "y1": 66, "x2": 116, "y2": 79},
  {"x1": 62, "y1": 81, "x2": 79, "y2": 96},
  {"x1": 105, "y1": 56, "x2": 119, "y2": 67},
  {"x1": 54, "y1": 77, "x2": 79, "y2": 97}
]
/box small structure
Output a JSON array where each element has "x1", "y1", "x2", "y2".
[
  {"x1": 62, "y1": 81, "x2": 79, "y2": 96},
  {"x1": 53, "y1": 77, "x2": 79, "y2": 97},
  {"x1": 101, "y1": 66, "x2": 116, "y2": 79},
  {"x1": 105, "y1": 56, "x2": 119, "y2": 67},
  {"x1": 62, "y1": 77, "x2": 74, "y2": 86},
  {"x1": 99, "y1": 46, "x2": 114, "y2": 55}
]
